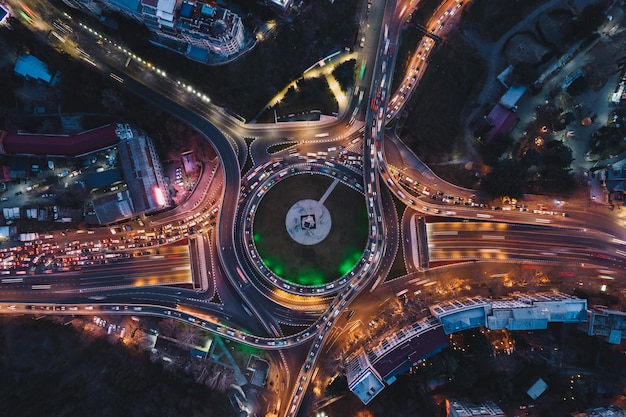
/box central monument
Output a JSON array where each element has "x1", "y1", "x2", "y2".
[{"x1": 285, "y1": 199, "x2": 332, "y2": 245}]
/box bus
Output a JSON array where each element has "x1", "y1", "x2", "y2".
[
  {"x1": 32, "y1": 284, "x2": 51, "y2": 290},
  {"x1": 109, "y1": 73, "x2": 125, "y2": 83}
]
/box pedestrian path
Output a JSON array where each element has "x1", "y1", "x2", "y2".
[{"x1": 319, "y1": 178, "x2": 340, "y2": 205}]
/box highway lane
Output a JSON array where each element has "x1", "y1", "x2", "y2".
[
  {"x1": 0, "y1": 245, "x2": 192, "y2": 296},
  {"x1": 398, "y1": 215, "x2": 626, "y2": 270}
]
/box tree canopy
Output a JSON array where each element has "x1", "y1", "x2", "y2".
[{"x1": 481, "y1": 158, "x2": 526, "y2": 199}]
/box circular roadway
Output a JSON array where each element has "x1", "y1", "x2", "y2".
[
  {"x1": 253, "y1": 172, "x2": 368, "y2": 287},
  {"x1": 238, "y1": 159, "x2": 371, "y2": 295}
]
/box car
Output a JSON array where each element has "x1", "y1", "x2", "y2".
[{"x1": 14, "y1": 191, "x2": 22, "y2": 196}]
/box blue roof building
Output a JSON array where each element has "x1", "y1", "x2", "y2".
[
  {"x1": 14, "y1": 54, "x2": 59, "y2": 86},
  {"x1": 430, "y1": 297, "x2": 490, "y2": 334}
]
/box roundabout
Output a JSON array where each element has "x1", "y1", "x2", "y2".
[{"x1": 239, "y1": 160, "x2": 370, "y2": 292}]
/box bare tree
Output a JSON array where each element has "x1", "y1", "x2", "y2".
[
  {"x1": 217, "y1": 368, "x2": 235, "y2": 392},
  {"x1": 176, "y1": 324, "x2": 200, "y2": 347},
  {"x1": 135, "y1": 332, "x2": 155, "y2": 351},
  {"x1": 157, "y1": 319, "x2": 178, "y2": 338}
]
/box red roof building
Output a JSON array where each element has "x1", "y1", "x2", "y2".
[
  {"x1": 483, "y1": 104, "x2": 518, "y2": 144},
  {"x1": 0, "y1": 124, "x2": 119, "y2": 157},
  {"x1": 0, "y1": 165, "x2": 11, "y2": 183}
]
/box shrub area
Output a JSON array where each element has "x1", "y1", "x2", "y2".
[
  {"x1": 399, "y1": 34, "x2": 486, "y2": 162},
  {"x1": 0, "y1": 317, "x2": 230, "y2": 417}
]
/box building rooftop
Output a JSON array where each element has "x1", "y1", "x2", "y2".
[
  {"x1": 0, "y1": 124, "x2": 119, "y2": 157},
  {"x1": 516, "y1": 292, "x2": 578, "y2": 303},
  {"x1": 527, "y1": 378, "x2": 548, "y2": 400},
  {"x1": 487, "y1": 306, "x2": 548, "y2": 331},
  {"x1": 178, "y1": 2, "x2": 238, "y2": 38},
  {"x1": 14, "y1": 54, "x2": 55, "y2": 84},
  {"x1": 586, "y1": 306, "x2": 626, "y2": 344},
  {"x1": 267, "y1": 0, "x2": 292, "y2": 11},
  {"x1": 579, "y1": 406, "x2": 626, "y2": 417},
  {"x1": 430, "y1": 297, "x2": 489, "y2": 315},
  {"x1": 93, "y1": 190, "x2": 134, "y2": 224},
  {"x1": 116, "y1": 124, "x2": 170, "y2": 214},
  {"x1": 371, "y1": 323, "x2": 448, "y2": 383},
  {"x1": 85, "y1": 168, "x2": 123, "y2": 190},
  {"x1": 430, "y1": 300, "x2": 489, "y2": 335},
  {"x1": 484, "y1": 104, "x2": 518, "y2": 144},
  {"x1": 446, "y1": 398, "x2": 507, "y2": 417},
  {"x1": 346, "y1": 352, "x2": 385, "y2": 405},
  {"x1": 110, "y1": 0, "x2": 142, "y2": 13},
  {"x1": 499, "y1": 85, "x2": 527, "y2": 110}
]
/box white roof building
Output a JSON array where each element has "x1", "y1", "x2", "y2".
[
  {"x1": 498, "y1": 85, "x2": 527, "y2": 110},
  {"x1": 345, "y1": 351, "x2": 385, "y2": 405},
  {"x1": 586, "y1": 306, "x2": 626, "y2": 344},
  {"x1": 446, "y1": 398, "x2": 507, "y2": 417},
  {"x1": 92, "y1": 0, "x2": 247, "y2": 60}
]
